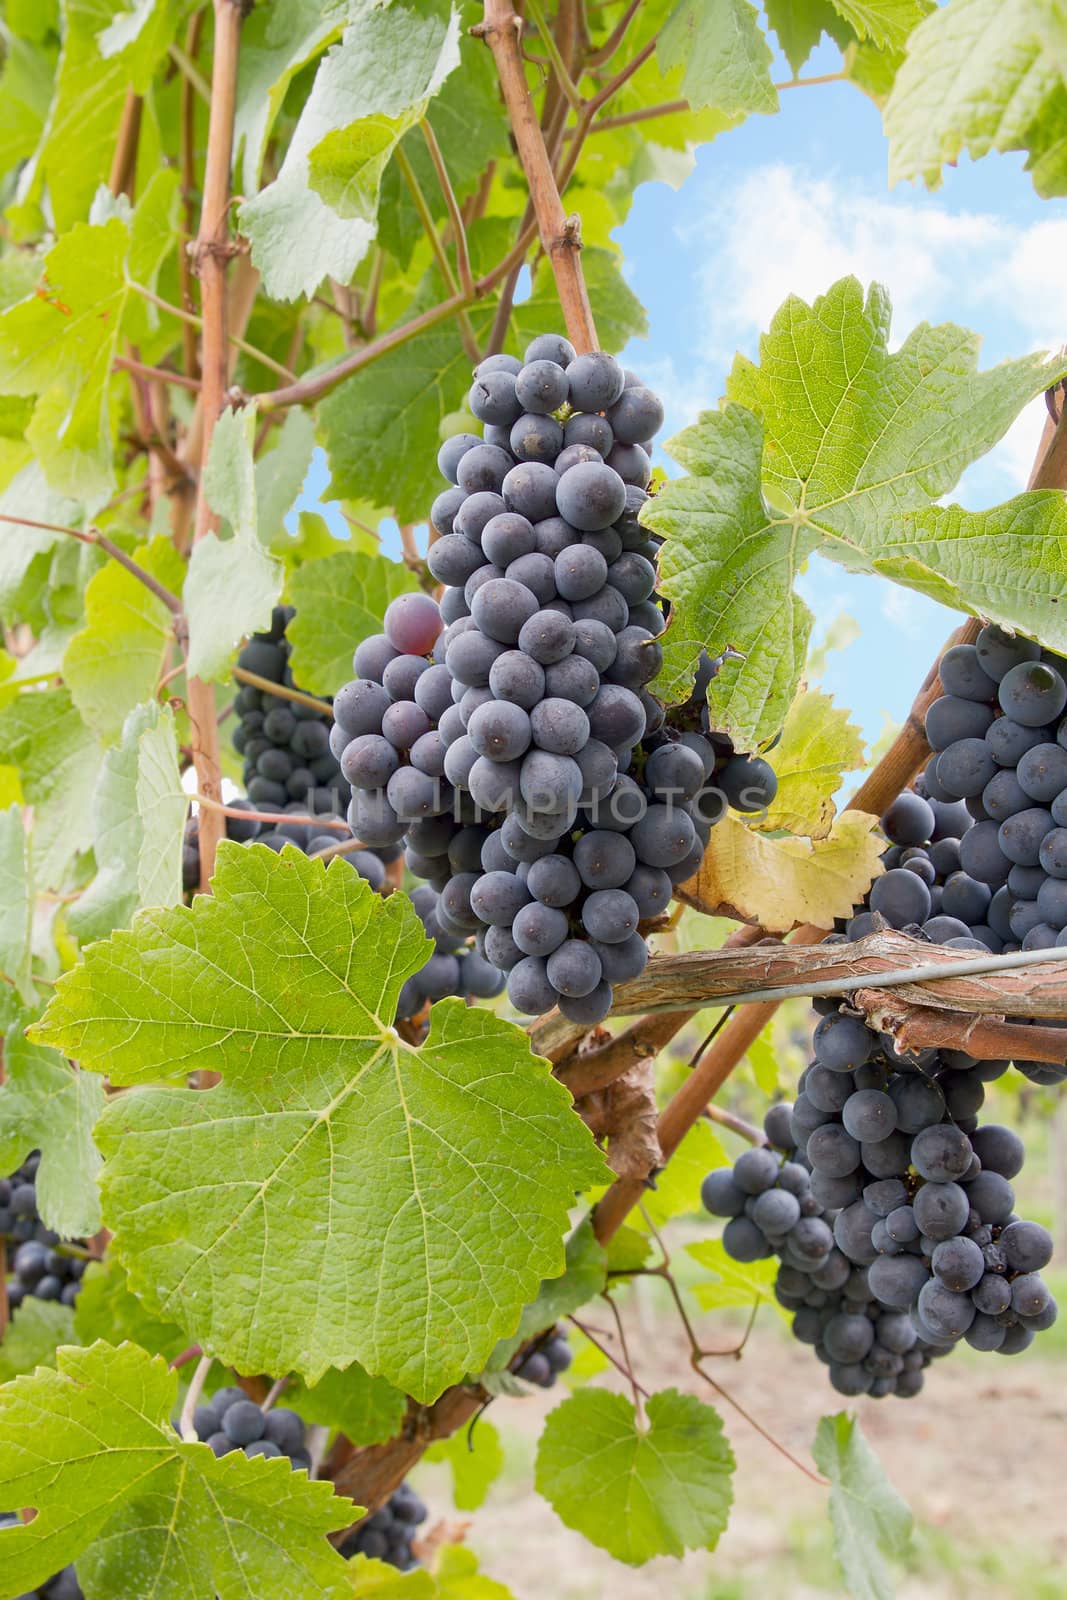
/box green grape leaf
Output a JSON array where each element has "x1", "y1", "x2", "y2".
[
  {"x1": 0, "y1": 1025, "x2": 104, "y2": 1237},
  {"x1": 0, "y1": 171, "x2": 176, "y2": 509},
  {"x1": 62, "y1": 539, "x2": 183, "y2": 741},
  {"x1": 234, "y1": 0, "x2": 348, "y2": 193},
  {"x1": 240, "y1": 2, "x2": 461, "y2": 302},
  {"x1": 764, "y1": 0, "x2": 854, "y2": 75},
  {"x1": 885, "y1": 0, "x2": 1067, "y2": 197},
  {"x1": 642, "y1": 1119, "x2": 728, "y2": 1228},
  {"x1": 0, "y1": 1340, "x2": 359, "y2": 1600},
  {"x1": 744, "y1": 1025, "x2": 779, "y2": 1095},
  {"x1": 645, "y1": 277, "x2": 1067, "y2": 746},
  {"x1": 347, "y1": 1548, "x2": 515, "y2": 1598},
  {"x1": 687, "y1": 1238, "x2": 787, "y2": 1319},
  {"x1": 604, "y1": 1225, "x2": 653, "y2": 1276},
  {"x1": 287, "y1": 1364, "x2": 408, "y2": 1448},
  {"x1": 871, "y1": 491, "x2": 1067, "y2": 654},
  {"x1": 433, "y1": 1544, "x2": 516, "y2": 1599},
  {"x1": 185, "y1": 406, "x2": 284, "y2": 680},
  {"x1": 287, "y1": 550, "x2": 420, "y2": 696},
  {"x1": 321, "y1": 305, "x2": 495, "y2": 522},
  {"x1": 424, "y1": 1418, "x2": 504, "y2": 1511},
  {"x1": 0, "y1": 1299, "x2": 78, "y2": 1382},
  {"x1": 255, "y1": 407, "x2": 317, "y2": 542},
  {"x1": 377, "y1": 33, "x2": 511, "y2": 270},
  {"x1": 0, "y1": 690, "x2": 103, "y2": 889},
  {"x1": 534, "y1": 1388, "x2": 735, "y2": 1565},
  {"x1": 829, "y1": 0, "x2": 929, "y2": 50},
  {"x1": 73, "y1": 1257, "x2": 193, "y2": 1364},
  {"x1": 68, "y1": 700, "x2": 186, "y2": 943},
  {"x1": 0, "y1": 802, "x2": 34, "y2": 1002},
  {"x1": 814, "y1": 1412, "x2": 913, "y2": 1600},
  {"x1": 0, "y1": 463, "x2": 83, "y2": 614},
  {"x1": 657, "y1": 0, "x2": 777, "y2": 117},
  {"x1": 96, "y1": 0, "x2": 184, "y2": 91},
  {"x1": 310, "y1": 111, "x2": 424, "y2": 221},
  {"x1": 35, "y1": 0, "x2": 157, "y2": 230},
  {"x1": 32, "y1": 844, "x2": 609, "y2": 1399},
  {"x1": 0, "y1": 30, "x2": 56, "y2": 164},
  {"x1": 486, "y1": 1215, "x2": 607, "y2": 1371},
  {"x1": 512, "y1": 249, "x2": 649, "y2": 359},
  {"x1": 753, "y1": 687, "x2": 865, "y2": 840}
]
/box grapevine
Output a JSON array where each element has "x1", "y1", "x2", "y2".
[{"x1": 1, "y1": 3, "x2": 1067, "y2": 1598}]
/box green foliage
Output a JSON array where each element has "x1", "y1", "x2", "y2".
[
  {"x1": 687, "y1": 1237, "x2": 787, "y2": 1319},
  {"x1": 286, "y1": 1363, "x2": 409, "y2": 1448},
  {"x1": 0, "y1": 173, "x2": 176, "y2": 508},
  {"x1": 0, "y1": 1023, "x2": 105, "y2": 1235},
  {"x1": 658, "y1": 0, "x2": 778, "y2": 117},
  {"x1": 814, "y1": 1412, "x2": 914, "y2": 1600},
  {"x1": 534, "y1": 1388, "x2": 735, "y2": 1564},
  {"x1": 62, "y1": 540, "x2": 183, "y2": 740},
  {"x1": 187, "y1": 406, "x2": 284, "y2": 680},
  {"x1": 0, "y1": 689, "x2": 102, "y2": 888},
  {"x1": 67, "y1": 700, "x2": 186, "y2": 942},
  {"x1": 646, "y1": 276, "x2": 1067, "y2": 745},
  {"x1": 0, "y1": 1340, "x2": 359, "y2": 1600},
  {"x1": 0, "y1": 1298, "x2": 77, "y2": 1382},
  {"x1": 241, "y1": 1, "x2": 461, "y2": 301},
  {"x1": 885, "y1": 0, "x2": 1067, "y2": 196},
  {"x1": 33, "y1": 844, "x2": 608, "y2": 1398},
  {"x1": 73, "y1": 1256, "x2": 193, "y2": 1365},
  {"x1": 287, "y1": 550, "x2": 420, "y2": 695},
  {"x1": 486, "y1": 1215, "x2": 608, "y2": 1370},
  {"x1": 424, "y1": 1419, "x2": 505, "y2": 1511},
  {"x1": 0, "y1": 802, "x2": 33, "y2": 1001}
]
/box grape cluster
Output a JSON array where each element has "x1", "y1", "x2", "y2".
[
  {"x1": 0, "y1": 1517, "x2": 81, "y2": 1599},
  {"x1": 233, "y1": 606, "x2": 351, "y2": 816},
  {"x1": 338, "y1": 1481, "x2": 428, "y2": 1571},
  {"x1": 514, "y1": 1323, "x2": 573, "y2": 1387},
  {"x1": 396, "y1": 882, "x2": 505, "y2": 1018},
  {"x1": 334, "y1": 341, "x2": 779, "y2": 1026},
  {"x1": 702, "y1": 789, "x2": 1059, "y2": 1397},
  {"x1": 190, "y1": 1386, "x2": 313, "y2": 1470},
  {"x1": 900, "y1": 624, "x2": 1067, "y2": 976},
  {"x1": 1, "y1": 1154, "x2": 86, "y2": 1311}
]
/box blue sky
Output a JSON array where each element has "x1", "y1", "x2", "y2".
[{"x1": 299, "y1": 25, "x2": 1064, "y2": 752}]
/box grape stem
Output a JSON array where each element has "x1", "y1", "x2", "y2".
[
  {"x1": 420, "y1": 121, "x2": 474, "y2": 298},
  {"x1": 193, "y1": 794, "x2": 353, "y2": 832},
  {"x1": 230, "y1": 665, "x2": 333, "y2": 713},
  {"x1": 0, "y1": 514, "x2": 182, "y2": 615},
  {"x1": 178, "y1": 1354, "x2": 214, "y2": 1442}
]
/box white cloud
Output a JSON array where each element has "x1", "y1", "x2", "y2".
[{"x1": 670, "y1": 163, "x2": 1064, "y2": 501}]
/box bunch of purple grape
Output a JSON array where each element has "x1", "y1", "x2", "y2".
[
  {"x1": 338, "y1": 1481, "x2": 428, "y2": 1570},
  {"x1": 190, "y1": 1385, "x2": 312, "y2": 1470},
  {"x1": 1, "y1": 1154, "x2": 87, "y2": 1311},
  {"x1": 232, "y1": 605, "x2": 350, "y2": 815},
  {"x1": 702, "y1": 792, "x2": 1058, "y2": 1398},
  {"x1": 514, "y1": 1323, "x2": 573, "y2": 1387},
  {"x1": 331, "y1": 339, "x2": 778, "y2": 1027}
]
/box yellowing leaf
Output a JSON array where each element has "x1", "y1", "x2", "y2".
[
  {"x1": 682, "y1": 809, "x2": 885, "y2": 932},
  {"x1": 753, "y1": 686, "x2": 865, "y2": 839}
]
